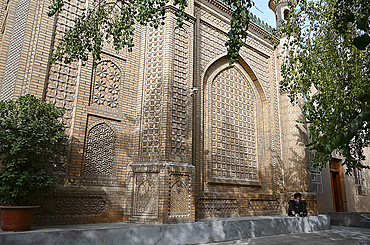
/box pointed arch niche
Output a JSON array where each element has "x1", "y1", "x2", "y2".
[
  {"x1": 203, "y1": 56, "x2": 267, "y2": 186},
  {"x1": 84, "y1": 122, "x2": 117, "y2": 177}
]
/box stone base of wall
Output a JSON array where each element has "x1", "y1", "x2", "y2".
[
  {"x1": 0, "y1": 215, "x2": 331, "y2": 245},
  {"x1": 329, "y1": 212, "x2": 370, "y2": 228}
]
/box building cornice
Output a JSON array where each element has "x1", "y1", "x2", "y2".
[{"x1": 195, "y1": 0, "x2": 279, "y2": 43}]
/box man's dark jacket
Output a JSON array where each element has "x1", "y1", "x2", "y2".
[{"x1": 287, "y1": 200, "x2": 307, "y2": 217}]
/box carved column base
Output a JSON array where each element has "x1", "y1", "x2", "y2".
[{"x1": 129, "y1": 161, "x2": 195, "y2": 224}]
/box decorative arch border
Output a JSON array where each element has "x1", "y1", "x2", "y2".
[
  {"x1": 202, "y1": 54, "x2": 268, "y2": 186},
  {"x1": 202, "y1": 54, "x2": 267, "y2": 105},
  {"x1": 86, "y1": 119, "x2": 120, "y2": 138}
]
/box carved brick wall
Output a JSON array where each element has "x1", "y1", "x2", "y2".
[
  {"x1": 0, "y1": 0, "x2": 31, "y2": 100},
  {"x1": 133, "y1": 172, "x2": 159, "y2": 217},
  {"x1": 171, "y1": 27, "x2": 189, "y2": 159},
  {"x1": 45, "y1": 0, "x2": 85, "y2": 134},
  {"x1": 34, "y1": 188, "x2": 129, "y2": 225},
  {"x1": 246, "y1": 199, "x2": 280, "y2": 215},
  {"x1": 84, "y1": 122, "x2": 116, "y2": 176},
  {"x1": 0, "y1": 0, "x2": 320, "y2": 225},
  {"x1": 197, "y1": 197, "x2": 239, "y2": 218},
  {"x1": 38, "y1": 193, "x2": 107, "y2": 217},
  {"x1": 209, "y1": 67, "x2": 257, "y2": 181},
  {"x1": 92, "y1": 61, "x2": 121, "y2": 109},
  {"x1": 139, "y1": 26, "x2": 164, "y2": 162},
  {"x1": 0, "y1": 0, "x2": 8, "y2": 51},
  {"x1": 168, "y1": 173, "x2": 191, "y2": 218},
  {"x1": 195, "y1": 1, "x2": 291, "y2": 218}
]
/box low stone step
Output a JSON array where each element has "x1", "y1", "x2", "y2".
[
  {"x1": 0, "y1": 215, "x2": 330, "y2": 245},
  {"x1": 360, "y1": 213, "x2": 370, "y2": 223},
  {"x1": 329, "y1": 212, "x2": 370, "y2": 228}
]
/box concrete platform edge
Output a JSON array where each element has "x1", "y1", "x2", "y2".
[{"x1": 0, "y1": 215, "x2": 331, "y2": 245}]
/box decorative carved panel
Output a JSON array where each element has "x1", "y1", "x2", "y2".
[
  {"x1": 92, "y1": 61, "x2": 121, "y2": 109},
  {"x1": 84, "y1": 123, "x2": 116, "y2": 176},
  {"x1": 45, "y1": 0, "x2": 85, "y2": 134},
  {"x1": 39, "y1": 193, "x2": 107, "y2": 217},
  {"x1": 197, "y1": 198, "x2": 239, "y2": 217},
  {"x1": 0, "y1": 0, "x2": 31, "y2": 100},
  {"x1": 210, "y1": 67, "x2": 258, "y2": 181},
  {"x1": 169, "y1": 174, "x2": 190, "y2": 218},
  {"x1": 22, "y1": 0, "x2": 49, "y2": 95},
  {"x1": 199, "y1": 22, "x2": 227, "y2": 75},
  {"x1": 133, "y1": 172, "x2": 159, "y2": 216},
  {"x1": 171, "y1": 27, "x2": 189, "y2": 158},
  {"x1": 247, "y1": 199, "x2": 279, "y2": 214},
  {"x1": 139, "y1": 26, "x2": 164, "y2": 161},
  {"x1": 0, "y1": 1, "x2": 9, "y2": 44}
]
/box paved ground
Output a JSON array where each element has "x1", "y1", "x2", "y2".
[{"x1": 197, "y1": 226, "x2": 370, "y2": 245}]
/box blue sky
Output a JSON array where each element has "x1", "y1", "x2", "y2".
[{"x1": 250, "y1": 1, "x2": 276, "y2": 28}]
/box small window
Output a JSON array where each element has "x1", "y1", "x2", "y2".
[
  {"x1": 354, "y1": 169, "x2": 367, "y2": 196},
  {"x1": 310, "y1": 153, "x2": 323, "y2": 193},
  {"x1": 283, "y1": 9, "x2": 289, "y2": 20},
  {"x1": 311, "y1": 168, "x2": 323, "y2": 193}
]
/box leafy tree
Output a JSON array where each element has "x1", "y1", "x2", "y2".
[
  {"x1": 0, "y1": 95, "x2": 68, "y2": 205},
  {"x1": 48, "y1": 0, "x2": 254, "y2": 65},
  {"x1": 279, "y1": 0, "x2": 370, "y2": 173}
]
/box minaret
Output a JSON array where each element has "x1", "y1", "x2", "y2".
[
  {"x1": 269, "y1": 0, "x2": 317, "y2": 214},
  {"x1": 269, "y1": 0, "x2": 299, "y2": 28}
]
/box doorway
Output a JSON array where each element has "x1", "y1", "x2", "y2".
[{"x1": 330, "y1": 158, "x2": 345, "y2": 212}]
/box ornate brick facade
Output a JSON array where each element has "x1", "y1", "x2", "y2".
[{"x1": 0, "y1": 0, "x2": 317, "y2": 225}]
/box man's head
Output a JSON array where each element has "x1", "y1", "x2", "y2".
[{"x1": 294, "y1": 192, "x2": 301, "y2": 201}]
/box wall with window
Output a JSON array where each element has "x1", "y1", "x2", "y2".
[
  {"x1": 317, "y1": 149, "x2": 370, "y2": 213},
  {"x1": 344, "y1": 147, "x2": 370, "y2": 212}
]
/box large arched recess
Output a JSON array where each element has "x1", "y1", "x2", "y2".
[{"x1": 201, "y1": 54, "x2": 268, "y2": 187}]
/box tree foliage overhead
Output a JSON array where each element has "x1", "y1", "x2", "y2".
[
  {"x1": 279, "y1": 0, "x2": 370, "y2": 173},
  {"x1": 48, "y1": 0, "x2": 253, "y2": 65}
]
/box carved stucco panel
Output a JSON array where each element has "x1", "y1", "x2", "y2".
[{"x1": 133, "y1": 172, "x2": 159, "y2": 217}]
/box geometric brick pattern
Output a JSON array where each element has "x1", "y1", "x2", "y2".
[
  {"x1": 0, "y1": 0, "x2": 30, "y2": 100},
  {"x1": 171, "y1": 27, "x2": 189, "y2": 158},
  {"x1": 210, "y1": 67, "x2": 258, "y2": 181},
  {"x1": 247, "y1": 199, "x2": 280, "y2": 214},
  {"x1": 139, "y1": 26, "x2": 164, "y2": 161},
  {"x1": 92, "y1": 61, "x2": 121, "y2": 109},
  {"x1": 45, "y1": 0, "x2": 85, "y2": 134},
  {"x1": 197, "y1": 197, "x2": 239, "y2": 217},
  {"x1": 169, "y1": 174, "x2": 190, "y2": 218},
  {"x1": 46, "y1": 62, "x2": 78, "y2": 132},
  {"x1": 38, "y1": 193, "x2": 107, "y2": 217},
  {"x1": 84, "y1": 123, "x2": 116, "y2": 176}
]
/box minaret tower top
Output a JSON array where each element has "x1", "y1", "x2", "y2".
[{"x1": 268, "y1": 0, "x2": 299, "y2": 28}]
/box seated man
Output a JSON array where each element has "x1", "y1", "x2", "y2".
[{"x1": 288, "y1": 192, "x2": 307, "y2": 217}]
